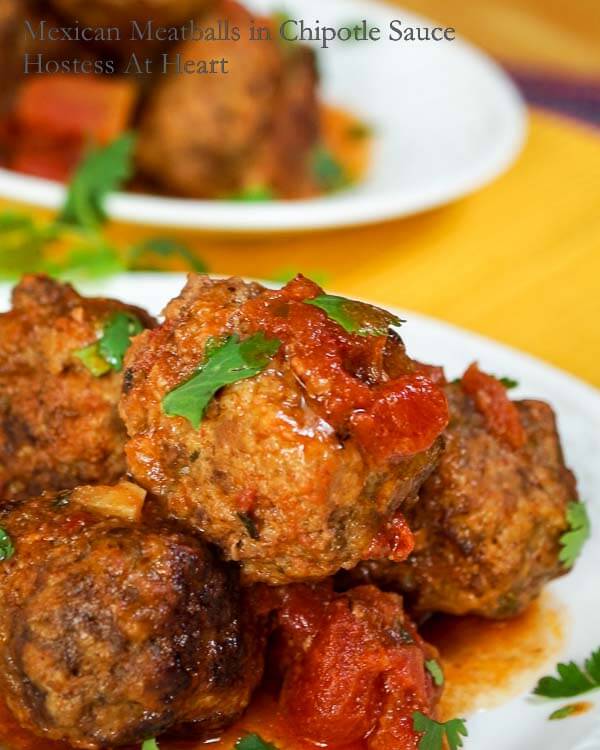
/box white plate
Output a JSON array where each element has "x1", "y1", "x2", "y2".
[
  {"x1": 0, "y1": 0, "x2": 526, "y2": 232},
  {"x1": 1, "y1": 273, "x2": 598, "y2": 750}
]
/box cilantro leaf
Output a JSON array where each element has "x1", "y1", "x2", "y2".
[
  {"x1": 0, "y1": 528, "x2": 14, "y2": 562},
  {"x1": 141, "y1": 740, "x2": 159, "y2": 750},
  {"x1": 425, "y1": 659, "x2": 445, "y2": 687},
  {"x1": 559, "y1": 501, "x2": 591, "y2": 568},
  {"x1": 99, "y1": 312, "x2": 144, "y2": 371},
  {"x1": 235, "y1": 733, "x2": 279, "y2": 750},
  {"x1": 312, "y1": 147, "x2": 348, "y2": 192},
  {"x1": 498, "y1": 376, "x2": 519, "y2": 389},
  {"x1": 230, "y1": 185, "x2": 275, "y2": 202},
  {"x1": 549, "y1": 704, "x2": 582, "y2": 720},
  {"x1": 59, "y1": 133, "x2": 136, "y2": 230},
  {"x1": 305, "y1": 293, "x2": 403, "y2": 337},
  {"x1": 131, "y1": 237, "x2": 208, "y2": 273},
  {"x1": 534, "y1": 648, "x2": 600, "y2": 698},
  {"x1": 163, "y1": 333, "x2": 281, "y2": 429},
  {"x1": 74, "y1": 312, "x2": 144, "y2": 376},
  {"x1": 413, "y1": 712, "x2": 467, "y2": 750}
]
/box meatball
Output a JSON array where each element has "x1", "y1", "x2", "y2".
[
  {"x1": 0, "y1": 485, "x2": 261, "y2": 748},
  {"x1": 48, "y1": 0, "x2": 213, "y2": 33},
  {"x1": 252, "y1": 583, "x2": 442, "y2": 749},
  {"x1": 353, "y1": 370, "x2": 576, "y2": 618},
  {"x1": 120, "y1": 275, "x2": 448, "y2": 584},
  {"x1": 136, "y1": 0, "x2": 320, "y2": 199},
  {"x1": 0, "y1": 275, "x2": 154, "y2": 500}
]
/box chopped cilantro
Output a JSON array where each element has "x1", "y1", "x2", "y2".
[
  {"x1": 75, "y1": 312, "x2": 144, "y2": 376},
  {"x1": 163, "y1": 333, "x2": 281, "y2": 429},
  {"x1": 230, "y1": 186, "x2": 275, "y2": 202},
  {"x1": 549, "y1": 704, "x2": 581, "y2": 720},
  {"x1": 141, "y1": 740, "x2": 159, "y2": 750},
  {"x1": 271, "y1": 268, "x2": 330, "y2": 286},
  {"x1": 131, "y1": 237, "x2": 208, "y2": 273},
  {"x1": 305, "y1": 293, "x2": 403, "y2": 337},
  {"x1": 312, "y1": 147, "x2": 348, "y2": 192},
  {"x1": 347, "y1": 122, "x2": 373, "y2": 139},
  {"x1": 534, "y1": 648, "x2": 600, "y2": 698},
  {"x1": 238, "y1": 512, "x2": 260, "y2": 540},
  {"x1": 235, "y1": 733, "x2": 279, "y2": 750},
  {"x1": 60, "y1": 134, "x2": 136, "y2": 230},
  {"x1": 0, "y1": 528, "x2": 14, "y2": 562},
  {"x1": 412, "y1": 712, "x2": 468, "y2": 750},
  {"x1": 559, "y1": 501, "x2": 591, "y2": 568},
  {"x1": 425, "y1": 659, "x2": 445, "y2": 687}
]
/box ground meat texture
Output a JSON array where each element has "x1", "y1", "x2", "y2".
[
  {"x1": 0, "y1": 275, "x2": 154, "y2": 500},
  {"x1": 352, "y1": 383, "x2": 576, "y2": 618},
  {"x1": 0, "y1": 490, "x2": 261, "y2": 749},
  {"x1": 119, "y1": 275, "x2": 446, "y2": 585},
  {"x1": 48, "y1": 0, "x2": 214, "y2": 33},
  {"x1": 252, "y1": 583, "x2": 442, "y2": 749},
  {"x1": 135, "y1": 0, "x2": 320, "y2": 199}
]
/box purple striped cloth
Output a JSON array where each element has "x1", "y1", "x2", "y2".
[{"x1": 506, "y1": 67, "x2": 600, "y2": 128}]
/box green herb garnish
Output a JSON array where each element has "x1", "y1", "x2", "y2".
[
  {"x1": 412, "y1": 713, "x2": 468, "y2": 750},
  {"x1": 347, "y1": 122, "x2": 373, "y2": 139},
  {"x1": 425, "y1": 659, "x2": 445, "y2": 687},
  {"x1": 0, "y1": 528, "x2": 14, "y2": 561},
  {"x1": 60, "y1": 134, "x2": 136, "y2": 230},
  {"x1": 534, "y1": 648, "x2": 600, "y2": 699},
  {"x1": 235, "y1": 733, "x2": 279, "y2": 750},
  {"x1": 141, "y1": 740, "x2": 159, "y2": 750},
  {"x1": 549, "y1": 704, "x2": 581, "y2": 720},
  {"x1": 163, "y1": 333, "x2": 281, "y2": 429},
  {"x1": 312, "y1": 147, "x2": 348, "y2": 192},
  {"x1": 75, "y1": 311, "x2": 143, "y2": 376},
  {"x1": 0, "y1": 135, "x2": 207, "y2": 280},
  {"x1": 238, "y1": 512, "x2": 260, "y2": 540},
  {"x1": 498, "y1": 376, "x2": 519, "y2": 389},
  {"x1": 559, "y1": 501, "x2": 591, "y2": 568},
  {"x1": 131, "y1": 237, "x2": 207, "y2": 273},
  {"x1": 305, "y1": 293, "x2": 403, "y2": 337},
  {"x1": 230, "y1": 186, "x2": 275, "y2": 202}
]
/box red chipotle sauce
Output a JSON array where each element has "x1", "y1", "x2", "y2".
[{"x1": 240, "y1": 276, "x2": 449, "y2": 463}]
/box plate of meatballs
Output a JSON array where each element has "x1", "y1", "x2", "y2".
[
  {"x1": 0, "y1": 0, "x2": 525, "y2": 230},
  {"x1": 0, "y1": 272, "x2": 598, "y2": 750}
]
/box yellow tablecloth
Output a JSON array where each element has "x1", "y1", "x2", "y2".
[
  {"x1": 102, "y1": 109, "x2": 600, "y2": 388},
  {"x1": 2, "y1": 111, "x2": 598, "y2": 385}
]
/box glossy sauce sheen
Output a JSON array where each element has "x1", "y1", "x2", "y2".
[{"x1": 0, "y1": 595, "x2": 565, "y2": 750}]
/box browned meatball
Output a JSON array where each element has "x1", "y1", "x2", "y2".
[
  {"x1": 0, "y1": 485, "x2": 262, "y2": 748},
  {"x1": 352, "y1": 380, "x2": 576, "y2": 618},
  {"x1": 0, "y1": 275, "x2": 154, "y2": 500},
  {"x1": 136, "y1": 0, "x2": 320, "y2": 199},
  {"x1": 48, "y1": 0, "x2": 214, "y2": 33},
  {"x1": 120, "y1": 275, "x2": 448, "y2": 585}
]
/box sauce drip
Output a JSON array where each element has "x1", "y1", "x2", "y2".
[{"x1": 423, "y1": 593, "x2": 565, "y2": 719}]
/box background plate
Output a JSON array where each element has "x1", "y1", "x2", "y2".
[
  {"x1": 0, "y1": 0, "x2": 526, "y2": 232},
  {"x1": 0, "y1": 273, "x2": 598, "y2": 749}
]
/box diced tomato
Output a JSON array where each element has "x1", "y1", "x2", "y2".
[
  {"x1": 461, "y1": 363, "x2": 525, "y2": 449},
  {"x1": 13, "y1": 75, "x2": 137, "y2": 145},
  {"x1": 364, "y1": 512, "x2": 415, "y2": 563}
]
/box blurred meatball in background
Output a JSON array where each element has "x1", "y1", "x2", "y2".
[
  {"x1": 0, "y1": 484, "x2": 262, "y2": 748},
  {"x1": 0, "y1": 275, "x2": 154, "y2": 500},
  {"x1": 136, "y1": 0, "x2": 320, "y2": 198}
]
